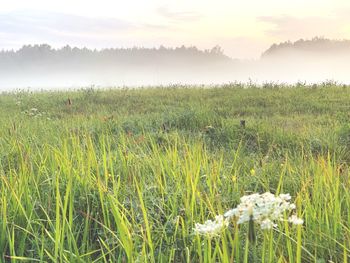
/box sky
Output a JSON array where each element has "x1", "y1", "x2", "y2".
[{"x1": 1, "y1": 0, "x2": 350, "y2": 59}]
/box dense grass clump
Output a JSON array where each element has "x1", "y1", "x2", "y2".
[{"x1": 1, "y1": 84, "x2": 350, "y2": 262}]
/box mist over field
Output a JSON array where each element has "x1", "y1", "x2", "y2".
[
  {"x1": 3, "y1": 1, "x2": 350, "y2": 261},
  {"x1": 1, "y1": 38, "x2": 350, "y2": 89}
]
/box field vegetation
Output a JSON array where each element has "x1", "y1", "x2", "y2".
[{"x1": 1, "y1": 83, "x2": 350, "y2": 262}]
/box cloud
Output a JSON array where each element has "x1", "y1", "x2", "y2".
[
  {"x1": 0, "y1": 10, "x2": 134, "y2": 38},
  {"x1": 0, "y1": 9, "x2": 186, "y2": 49},
  {"x1": 258, "y1": 14, "x2": 350, "y2": 39},
  {"x1": 156, "y1": 6, "x2": 202, "y2": 22}
]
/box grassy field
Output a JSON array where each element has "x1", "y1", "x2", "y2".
[{"x1": 1, "y1": 83, "x2": 350, "y2": 262}]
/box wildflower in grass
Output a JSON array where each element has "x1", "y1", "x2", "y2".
[
  {"x1": 224, "y1": 208, "x2": 238, "y2": 218},
  {"x1": 289, "y1": 203, "x2": 296, "y2": 210},
  {"x1": 260, "y1": 218, "x2": 277, "y2": 230},
  {"x1": 288, "y1": 215, "x2": 304, "y2": 225},
  {"x1": 194, "y1": 192, "x2": 303, "y2": 239},
  {"x1": 279, "y1": 193, "x2": 291, "y2": 201},
  {"x1": 250, "y1": 168, "x2": 256, "y2": 176},
  {"x1": 193, "y1": 215, "x2": 229, "y2": 237},
  {"x1": 224, "y1": 192, "x2": 298, "y2": 229}
]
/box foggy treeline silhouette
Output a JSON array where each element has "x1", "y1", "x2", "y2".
[
  {"x1": 0, "y1": 44, "x2": 235, "y2": 87},
  {"x1": 256, "y1": 37, "x2": 350, "y2": 83},
  {"x1": 262, "y1": 37, "x2": 350, "y2": 58},
  {"x1": 1, "y1": 37, "x2": 350, "y2": 88},
  {"x1": 0, "y1": 44, "x2": 230, "y2": 69}
]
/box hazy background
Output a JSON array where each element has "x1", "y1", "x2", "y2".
[{"x1": 1, "y1": 0, "x2": 350, "y2": 89}]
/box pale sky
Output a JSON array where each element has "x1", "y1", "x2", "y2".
[{"x1": 1, "y1": 0, "x2": 350, "y2": 59}]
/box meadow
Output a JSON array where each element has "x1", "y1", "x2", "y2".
[{"x1": 1, "y1": 83, "x2": 350, "y2": 262}]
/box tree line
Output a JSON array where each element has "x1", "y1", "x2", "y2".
[
  {"x1": 0, "y1": 44, "x2": 231, "y2": 70},
  {"x1": 262, "y1": 37, "x2": 350, "y2": 58}
]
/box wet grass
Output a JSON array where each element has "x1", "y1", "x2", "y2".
[{"x1": 1, "y1": 83, "x2": 350, "y2": 262}]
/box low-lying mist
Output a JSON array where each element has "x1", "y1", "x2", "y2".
[{"x1": 1, "y1": 38, "x2": 350, "y2": 90}]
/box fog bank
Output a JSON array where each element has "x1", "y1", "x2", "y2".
[{"x1": 1, "y1": 38, "x2": 350, "y2": 90}]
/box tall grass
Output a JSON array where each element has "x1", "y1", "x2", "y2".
[{"x1": 0, "y1": 84, "x2": 350, "y2": 262}]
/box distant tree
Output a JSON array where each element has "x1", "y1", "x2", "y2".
[
  {"x1": 262, "y1": 37, "x2": 350, "y2": 58},
  {"x1": 210, "y1": 45, "x2": 224, "y2": 55}
]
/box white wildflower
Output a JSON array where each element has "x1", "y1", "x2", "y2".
[
  {"x1": 289, "y1": 204, "x2": 296, "y2": 210},
  {"x1": 288, "y1": 215, "x2": 304, "y2": 225},
  {"x1": 194, "y1": 192, "x2": 302, "y2": 238},
  {"x1": 279, "y1": 193, "x2": 291, "y2": 201},
  {"x1": 224, "y1": 192, "x2": 301, "y2": 230},
  {"x1": 260, "y1": 219, "x2": 277, "y2": 230},
  {"x1": 224, "y1": 208, "x2": 238, "y2": 218},
  {"x1": 193, "y1": 215, "x2": 229, "y2": 237}
]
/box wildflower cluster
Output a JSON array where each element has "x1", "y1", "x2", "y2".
[
  {"x1": 22, "y1": 108, "x2": 48, "y2": 118},
  {"x1": 193, "y1": 192, "x2": 303, "y2": 236},
  {"x1": 193, "y1": 215, "x2": 229, "y2": 237},
  {"x1": 224, "y1": 192, "x2": 302, "y2": 229}
]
